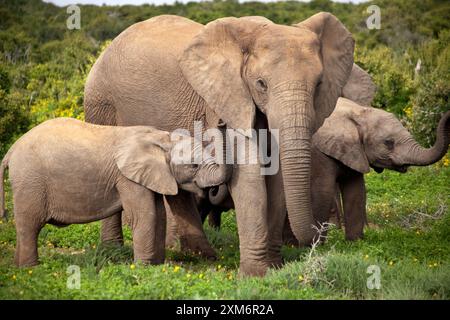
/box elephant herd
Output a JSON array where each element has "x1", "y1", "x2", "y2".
[{"x1": 1, "y1": 13, "x2": 448, "y2": 277}]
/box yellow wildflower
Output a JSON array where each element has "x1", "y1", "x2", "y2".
[
  {"x1": 389, "y1": 261, "x2": 394, "y2": 266},
  {"x1": 12, "y1": 275, "x2": 16, "y2": 280},
  {"x1": 28, "y1": 270, "x2": 33, "y2": 275},
  {"x1": 199, "y1": 273, "x2": 204, "y2": 279},
  {"x1": 228, "y1": 274, "x2": 233, "y2": 280},
  {"x1": 186, "y1": 273, "x2": 191, "y2": 278},
  {"x1": 364, "y1": 254, "x2": 369, "y2": 260},
  {"x1": 173, "y1": 266, "x2": 181, "y2": 273},
  {"x1": 130, "y1": 264, "x2": 136, "y2": 270},
  {"x1": 298, "y1": 275, "x2": 304, "y2": 281}
]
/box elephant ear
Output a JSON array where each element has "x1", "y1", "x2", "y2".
[
  {"x1": 312, "y1": 98, "x2": 370, "y2": 173},
  {"x1": 342, "y1": 64, "x2": 377, "y2": 106},
  {"x1": 179, "y1": 17, "x2": 271, "y2": 133},
  {"x1": 294, "y1": 12, "x2": 355, "y2": 131},
  {"x1": 114, "y1": 128, "x2": 178, "y2": 195}
]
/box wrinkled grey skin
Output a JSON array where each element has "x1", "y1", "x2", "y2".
[
  {"x1": 0, "y1": 118, "x2": 229, "y2": 267},
  {"x1": 201, "y1": 99, "x2": 450, "y2": 243},
  {"x1": 84, "y1": 13, "x2": 355, "y2": 276}
]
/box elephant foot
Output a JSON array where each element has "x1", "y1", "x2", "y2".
[
  {"x1": 165, "y1": 232, "x2": 179, "y2": 249},
  {"x1": 239, "y1": 260, "x2": 269, "y2": 277},
  {"x1": 179, "y1": 235, "x2": 217, "y2": 260},
  {"x1": 135, "y1": 257, "x2": 165, "y2": 265},
  {"x1": 345, "y1": 233, "x2": 364, "y2": 241},
  {"x1": 101, "y1": 238, "x2": 124, "y2": 247}
]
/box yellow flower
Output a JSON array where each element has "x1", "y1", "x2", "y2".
[
  {"x1": 416, "y1": 230, "x2": 421, "y2": 235},
  {"x1": 28, "y1": 270, "x2": 33, "y2": 275},
  {"x1": 298, "y1": 275, "x2": 304, "y2": 281},
  {"x1": 227, "y1": 274, "x2": 233, "y2": 280},
  {"x1": 0, "y1": 220, "x2": 3, "y2": 224},
  {"x1": 92, "y1": 244, "x2": 96, "y2": 249},
  {"x1": 221, "y1": 256, "x2": 225, "y2": 260},
  {"x1": 364, "y1": 254, "x2": 369, "y2": 260},
  {"x1": 217, "y1": 264, "x2": 222, "y2": 270},
  {"x1": 443, "y1": 157, "x2": 449, "y2": 167},
  {"x1": 199, "y1": 273, "x2": 204, "y2": 279},
  {"x1": 173, "y1": 266, "x2": 181, "y2": 273},
  {"x1": 130, "y1": 264, "x2": 136, "y2": 270},
  {"x1": 433, "y1": 262, "x2": 438, "y2": 267},
  {"x1": 404, "y1": 106, "x2": 413, "y2": 118},
  {"x1": 12, "y1": 275, "x2": 16, "y2": 280},
  {"x1": 413, "y1": 258, "x2": 418, "y2": 262},
  {"x1": 162, "y1": 267, "x2": 167, "y2": 273},
  {"x1": 389, "y1": 261, "x2": 394, "y2": 266},
  {"x1": 186, "y1": 273, "x2": 191, "y2": 278}
]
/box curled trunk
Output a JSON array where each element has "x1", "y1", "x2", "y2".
[
  {"x1": 403, "y1": 111, "x2": 450, "y2": 166},
  {"x1": 197, "y1": 128, "x2": 233, "y2": 188}
]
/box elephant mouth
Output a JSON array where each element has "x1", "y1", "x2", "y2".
[{"x1": 372, "y1": 165, "x2": 409, "y2": 174}]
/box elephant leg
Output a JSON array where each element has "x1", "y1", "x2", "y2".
[
  {"x1": 229, "y1": 163, "x2": 270, "y2": 277},
  {"x1": 164, "y1": 198, "x2": 179, "y2": 249},
  {"x1": 266, "y1": 168, "x2": 285, "y2": 267},
  {"x1": 14, "y1": 219, "x2": 42, "y2": 267},
  {"x1": 165, "y1": 190, "x2": 216, "y2": 259},
  {"x1": 14, "y1": 210, "x2": 45, "y2": 267},
  {"x1": 100, "y1": 213, "x2": 124, "y2": 246},
  {"x1": 329, "y1": 188, "x2": 343, "y2": 229},
  {"x1": 282, "y1": 216, "x2": 298, "y2": 246},
  {"x1": 117, "y1": 179, "x2": 165, "y2": 264},
  {"x1": 13, "y1": 191, "x2": 46, "y2": 267},
  {"x1": 207, "y1": 208, "x2": 222, "y2": 229},
  {"x1": 339, "y1": 171, "x2": 366, "y2": 241}
]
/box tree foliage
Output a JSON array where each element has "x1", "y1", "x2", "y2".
[{"x1": 0, "y1": 0, "x2": 448, "y2": 157}]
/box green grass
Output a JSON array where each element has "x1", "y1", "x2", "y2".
[{"x1": 0, "y1": 163, "x2": 449, "y2": 299}]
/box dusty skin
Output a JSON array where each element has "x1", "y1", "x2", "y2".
[
  {"x1": 0, "y1": 118, "x2": 229, "y2": 267},
  {"x1": 84, "y1": 13, "x2": 356, "y2": 276}
]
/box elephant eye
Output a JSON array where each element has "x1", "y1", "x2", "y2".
[
  {"x1": 384, "y1": 139, "x2": 394, "y2": 150},
  {"x1": 255, "y1": 78, "x2": 268, "y2": 93}
]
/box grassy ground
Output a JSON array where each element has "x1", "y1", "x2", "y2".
[{"x1": 0, "y1": 162, "x2": 449, "y2": 299}]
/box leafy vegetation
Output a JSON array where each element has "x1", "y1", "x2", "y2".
[
  {"x1": 0, "y1": 165, "x2": 448, "y2": 299},
  {"x1": 0, "y1": 0, "x2": 449, "y2": 299}
]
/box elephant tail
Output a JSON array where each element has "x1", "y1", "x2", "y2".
[{"x1": 0, "y1": 152, "x2": 9, "y2": 221}]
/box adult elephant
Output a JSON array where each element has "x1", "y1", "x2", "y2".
[{"x1": 84, "y1": 13, "x2": 355, "y2": 276}]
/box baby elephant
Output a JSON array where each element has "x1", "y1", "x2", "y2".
[{"x1": 0, "y1": 118, "x2": 229, "y2": 267}]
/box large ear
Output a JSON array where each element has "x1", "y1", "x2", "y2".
[
  {"x1": 294, "y1": 12, "x2": 355, "y2": 131},
  {"x1": 114, "y1": 129, "x2": 178, "y2": 195},
  {"x1": 179, "y1": 17, "x2": 271, "y2": 132},
  {"x1": 312, "y1": 98, "x2": 370, "y2": 173},
  {"x1": 342, "y1": 64, "x2": 377, "y2": 106}
]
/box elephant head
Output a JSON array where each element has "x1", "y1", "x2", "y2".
[
  {"x1": 179, "y1": 12, "x2": 355, "y2": 244},
  {"x1": 313, "y1": 98, "x2": 450, "y2": 174},
  {"x1": 114, "y1": 129, "x2": 231, "y2": 197}
]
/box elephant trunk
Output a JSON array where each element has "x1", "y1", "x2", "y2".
[
  {"x1": 197, "y1": 128, "x2": 233, "y2": 188},
  {"x1": 402, "y1": 111, "x2": 450, "y2": 166},
  {"x1": 273, "y1": 83, "x2": 317, "y2": 246},
  {"x1": 209, "y1": 184, "x2": 229, "y2": 206}
]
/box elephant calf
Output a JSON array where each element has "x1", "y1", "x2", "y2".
[
  {"x1": 0, "y1": 118, "x2": 229, "y2": 267},
  {"x1": 201, "y1": 98, "x2": 450, "y2": 243}
]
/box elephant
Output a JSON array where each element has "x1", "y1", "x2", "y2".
[
  {"x1": 0, "y1": 118, "x2": 229, "y2": 267},
  {"x1": 200, "y1": 99, "x2": 450, "y2": 243},
  {"x1": 83, "y1": 13, "x2": 355, "y2": 276}
]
